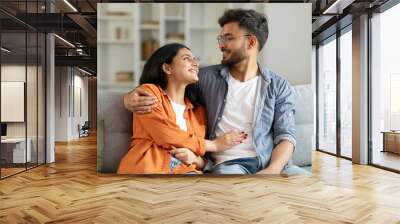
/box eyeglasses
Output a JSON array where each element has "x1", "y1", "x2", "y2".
[
  {"x1": 217, "y1": 34, "x2": 252, "y2": 45},
  {"x1": 182, "y1": 55, "x2": 200, "y2": 63}
]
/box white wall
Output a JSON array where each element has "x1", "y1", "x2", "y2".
[
  {"x1": 55, "y1": 67, "x2": 89, "y2": 141},
  {"x1": 1, "y1": 64, "x2": 46, "y2": 164},
  {"x1": 261, "y1": 3, "x2": 312, "y2": 85},
  {"x1": 1, "y1": 65, "x2": 26, "y2": 81},
  {"x1": 1, "y1": 65, "x2": 39, "y2": 137},
  {"x1": 1, "y1": 82, "x2": 24, "y2": 122},
  {"x1": 72, "y1": 73, "x2": 89, "y2": 138},
  {"x1": 1, "y1": 66, "x2": 26, "y2": 131},
  {"x1": 55, "y1": 67, "x2": 69, "y2": 141}
]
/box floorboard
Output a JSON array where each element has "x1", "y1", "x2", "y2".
[{"x1": 1, "y1": 135, "x2": 399, "y2": 223}]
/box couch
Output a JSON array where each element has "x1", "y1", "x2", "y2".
[{"x1": 97, "y1": 85, "x2": 314, "y2": 173}]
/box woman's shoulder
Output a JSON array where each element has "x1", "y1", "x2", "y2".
[
  {"x1": 138, "y1": 84, "x2": 164, "y2": 99},
  {"x1": 139, "y1": 83, "x2": 161, "y2": 93}
]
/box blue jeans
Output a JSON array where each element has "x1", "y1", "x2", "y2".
[
  {"x1": 170, "y1": 157, "x2": 198, "y2": 174},
  {"x1": 170, "y1": 156, "x2": 181, "y2": 171},
  {"x1": 209, "y1": 157, "x2": 310, "y2": 175}
]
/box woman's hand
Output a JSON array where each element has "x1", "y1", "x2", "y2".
[
  {"x1": 205, "y1": 130, "x2": 247, "y2": 152},
  {"x1": 215, "y1": 130, "x2": 247, "y2": 151}
]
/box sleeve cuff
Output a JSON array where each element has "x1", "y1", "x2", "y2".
[{"x1": 274, "y1": 134, "x2": 296, "y2": 150}]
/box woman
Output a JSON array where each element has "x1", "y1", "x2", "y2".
[{"x1": 117, "y1": 43, "x2": 246, "y2": 174}]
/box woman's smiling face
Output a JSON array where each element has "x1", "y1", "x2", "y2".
[{"x1": 163, "y1": 48, "x2": 199, "y2": 85}]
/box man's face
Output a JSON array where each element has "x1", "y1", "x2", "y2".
[{"x1": 218, "y1": 22, "x2": 250, "y2": 67}]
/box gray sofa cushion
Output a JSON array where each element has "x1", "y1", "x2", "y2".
[
  {"x1": 97, "y1": 90, "x2": 132, "y2": 173},
  {"x1": 292, "y1": 85, "x2": 314, "y2": 167},
  {"x1": 292, "y1": 124, "x2": 313, "y2": 167}
]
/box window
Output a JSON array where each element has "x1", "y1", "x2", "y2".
[
  {"x1": 317, "y1": 36, "x2": 337, "y2": 154},
  {"x1": 371, "y1": 2, "x2": 400, "y2": 171},
  {"x1": 340, "y1": 29, "x2": 352, "y2": 158},
  {"x1": 0, "y1": 1, "x2": 47, "y2": 179}
]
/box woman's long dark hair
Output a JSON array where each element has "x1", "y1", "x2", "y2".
[{"x1": 139, "y1": 43, "x2": 199, "y2": 106}]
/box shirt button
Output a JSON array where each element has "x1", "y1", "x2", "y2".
[
  {"x1": 217, "y1": 117, "x2": 221, "y2": 121},
  {"x1": 223, "y1": 99, "x2": 226, "y2": 103}
]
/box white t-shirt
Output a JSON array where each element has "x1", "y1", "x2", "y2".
[
  {"x1": 212, "y1": 73, "x2": 259, "y2": 165},
  {"x1": 170, "y1": 101, "x2": 187, "y2": 131}
]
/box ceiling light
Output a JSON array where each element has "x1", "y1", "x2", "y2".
[
  {"x1": 323, "y1": 0, "x2": 341, "y2": 14},
  {"x1": 322, "y1": 0, "x2": 354, "y2": 15},
  {"x1": 1, "y1": 47, "x2": 11, "y2": 53},
  {"x1": 78, "y1": 67, "x2": 92, "y2": 76},
  {"x1": 54, "y1": 34, "x2": 75, "y2": 48},
  {"x1": 63, "y1": 0, "x2": 78, "y2": 12},
  {"x1": 76, "y1": 48, "x2": 85, "y2": 55}
]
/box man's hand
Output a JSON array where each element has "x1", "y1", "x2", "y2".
[{"x1": 123, "y1": 88, "x2": 158, "y2": 114}]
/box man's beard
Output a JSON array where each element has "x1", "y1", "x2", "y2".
[{"x1": 221, "y1": 45, "x2": 247, "y2": 67}]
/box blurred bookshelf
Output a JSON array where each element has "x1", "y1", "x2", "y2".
[{"x1": 97, "y1": 3, "x2": 266, "y2": 90}]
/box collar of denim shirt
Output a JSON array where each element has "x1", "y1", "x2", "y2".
[{"x1": 217, "y1": 62, "x2": 272, "y2": 84}]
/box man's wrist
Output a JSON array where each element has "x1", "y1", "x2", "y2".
[
  {"x1": 265, "y1": 163, "x2": 283, "y2": 173},
  {"x1": 205, "y1": 140, "x2": 218, "y2": 152}
]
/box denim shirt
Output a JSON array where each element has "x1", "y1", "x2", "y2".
[{"x1": 194, "y1": 63, "x2": 296, "y2": 169}]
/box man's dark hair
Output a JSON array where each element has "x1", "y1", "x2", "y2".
[
  {"x1": 218, "y1": 9, "x2": 269, "y2": 51},
  {"x1": 139, "y1": 43, "x2": 198, "y2": 106}
]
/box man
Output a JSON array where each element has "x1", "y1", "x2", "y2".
[{"x1": 124, "y1": 9, "x2": 307, "y2": 175}]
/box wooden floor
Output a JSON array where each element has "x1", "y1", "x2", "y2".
[
  {"x1": 1, "y1": 135, "x2": 400, "y2": 223},
  {"x1": 372, "y1": 151, "x2": 400, "y2": 171},
  {"x1": 1, "y1": 163, "x2": 46, "y2": 178},
  {"x1": 1, "y1": 167, "x2": 26, "y2": 178}
]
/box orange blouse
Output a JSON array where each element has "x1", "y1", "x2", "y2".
[{"x1": 117, "y1": 84, "x2": 207, "y2": 174}]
